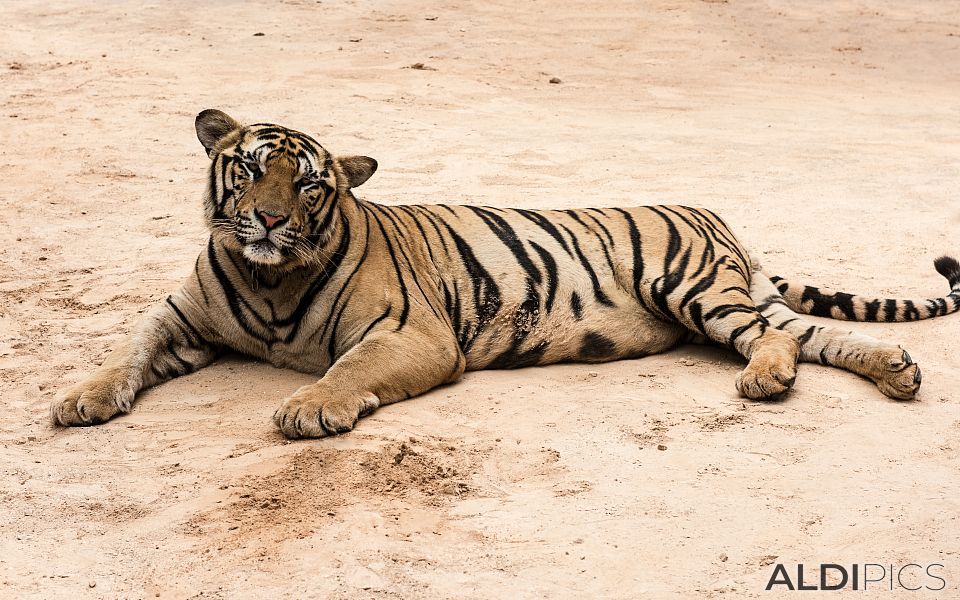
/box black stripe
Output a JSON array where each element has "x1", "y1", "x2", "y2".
[
  {"x1": 688, "y1": 301, "x2": 705, "y2": 334},
  {"x1": 799, "y1": 286, "x2": 857, "y2": 320},
  {"x1": 437, "y1": 220, "x2": 502, "y2": 351},
  {"x1": 150, "y1": 364, "x2": 167, "y2": 381},
  {"x1": 611, "y1": 208, "x2": 661, "y2": 318},
  {"x1": 698, "y1": 208, "x2": 751, "y2": 268},
  {"x1": 370, "y1": 205, "x2": 446, "y2": 322},
  {"x1": 773, "y1": 317, "x2": 799, "y2": 330},
  {"x1": 648, "y1": 206, "x2": 683, "y2": 273},
  {"x1": 466, "y1": 206, "x2": 542, "y2": 284},
  {"x1": 412, "y1": 206, "x2": 453, "y2": 257},
  {"x1": 864, "y1": 299, "x2": 881, "y2": 321},
  {"x1": 558, "y1": 222, "x2": 613, "y2": 307},
  {"x1": 729, "y1": 318, "x2": 761, "y2": 345},
  {"x1": 275, "y1": 218, "x2": 352, "y2": 342},
  {"x1": 581, "y1": 210, "x2": 616, "y2": 249},
  {"x1": 307, "y1": 214, "x2": 370, "y2": 347},
  {"x1": 367, "y1": 205, "x2": 412, "y2": 329},
  {"x1": 678, "y1": 259, "x2": 724, "y2": 314},
  {"x1": 797, "y1": 325, "x2": 817, "y2": 346},
  {"x1": 883, "y1": 298, "x2": 898, "y2": 322},
  {"x1": 819, "y1": 346, "x2": 830, "y2": 365},
  {"x1": 206, "y1": 239, "x2": 271, "y2": 342},
  {"x1": 165, "y1": 296, "x2": 205, "y2": 348},
  {"x1": 166, "y1": 339, "x2": 195, "y2": 373},
  {"x1": 581, "y1": 332, "x2": 616, "y2": 360},
  {"x1": 194, "y1": 257, "x2": 210, "y2": 305},
  {"x1": 395, "y1": 205, "x2": 437, "y2": 263},
  {"x1": 360, "y1": 305, "x2": 392, "y2": 341},
  {"x1": 570, "y1": 292, "x2": 583, "y2": 320},
  {"x1": 528, "y1": 240, "x2": 558, "y2": 313},
  {"x1": 513, "y1": 209, "x2": 574, "y2": 257},
  {"x1": 720, "y1": 286, "x2": 750, "y2": 295},
  {"x1": 327, "y1": 291, "x2": 353, "y2": 360},
  {"x1": 565, "y1": 209, "x2": 618, "y2": 276},
  {"x1": 704, "y1": 303, "x2": 756, "y2": 321},
  {"x1": 903, "y1": 299, "x2": 919, "y2": 321}
]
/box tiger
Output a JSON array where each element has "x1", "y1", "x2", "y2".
[{"x1": 51, "y1": 109, "x2": 960, "y2": 438}]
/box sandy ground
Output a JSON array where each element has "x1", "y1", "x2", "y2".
[{"x1": 2, "y1": 1, "x2": 960, "y2": 598}]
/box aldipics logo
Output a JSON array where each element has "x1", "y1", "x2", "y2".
[{"x1": 765, "y1": 563, "x2": 947, "y2": 592}]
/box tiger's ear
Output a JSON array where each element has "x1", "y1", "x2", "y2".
[
  {"x1": 337, "y1": 155, "x2": 378, "y2": 188},
  {"x1": 195, "y1": 109, "x2": 241, "y2": 158}
]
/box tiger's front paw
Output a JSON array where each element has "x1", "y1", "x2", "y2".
[
  {"x1": 51, "y1": 370, "x2": 134, "y2": 427},
  {"x1": 272, "y1": 385, "x2": 380, "y2": 439}
]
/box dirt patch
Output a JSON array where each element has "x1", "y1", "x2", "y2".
[{"x1": 184, "y1": 438, "x2": 482, "y2": 546}]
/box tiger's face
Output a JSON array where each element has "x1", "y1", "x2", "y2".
[{"x1": 195, "y1": 109, "x2": 376, "y2": 269}]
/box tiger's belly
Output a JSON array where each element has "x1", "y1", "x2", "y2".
[{"x1": 463, "y1": 288, "x2": 686, "y2": 370}]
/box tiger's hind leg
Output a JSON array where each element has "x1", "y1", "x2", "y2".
[
  {"x1": 661, "y1": 262, "x2": 800, "y2": 399},
  {"x1": 751, "y1": 273, "x2": 921, "y2": 399}
]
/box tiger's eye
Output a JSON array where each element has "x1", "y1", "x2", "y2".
[
  {"x1": 297, "y1": 179, "x2": 318, "y2": 192},
  {"x1": 239, "y1": 159, "x2": 262, "y2": 180}
]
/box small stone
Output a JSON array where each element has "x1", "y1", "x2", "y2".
[
  {"x1": 442, "y1": 482, "x2": 467, "y2": 496},
  {"x1": 587, "y1": 371, "x2": 598, "y2": 378},
  {"x1": 88, "y1": 581, "x2": 96, "y2": 588},
  {"x1": 719, "y1": 553, "x2": 728, "y2": 562},
  {"x1": 657, "y1": 444, "x2": 667, "y2": 451},
  {"x1": 253, "y1": 32, "x2": 265, "y2": 37},
  {"x1": 549, "y1": 77, "x2": 562, "y2": 84}
]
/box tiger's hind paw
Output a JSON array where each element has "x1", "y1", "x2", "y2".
[
  {"x1": 736, "y1": 358, "x2": 798, "y2": 400},
  {"x1": 736, "y1": 329, "x2": 800, "y2": 400},
  {"x1": 873, "y1": 348, "x2": 921, "y2": 400}
]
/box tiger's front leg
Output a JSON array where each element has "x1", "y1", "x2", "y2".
[
  {"x1": 273, "y1": 327, "x2": 465, "y2": 439},
  {"x1": 51, "y1": 293, "x2": 217, "y2": 426}
]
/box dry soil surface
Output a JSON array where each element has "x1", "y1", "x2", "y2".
[{"x1": 2, "y1": 1, "x2": 960, "y2": 598}]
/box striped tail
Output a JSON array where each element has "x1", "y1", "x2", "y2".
[{"x1": 769, "y1": 256, "x2": 960, "y2": 322}]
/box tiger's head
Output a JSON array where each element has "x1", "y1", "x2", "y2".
[{"x1": 195, "y1": 109, "x2": 376, "y2": 269}]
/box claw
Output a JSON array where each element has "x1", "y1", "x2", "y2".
[{"x1": 901, "y1": 349, "x2": 913, "y2": 365}]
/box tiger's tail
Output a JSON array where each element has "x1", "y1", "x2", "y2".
[{"x1": 768, "y1": 256, "x2": 960, "y2": 322}]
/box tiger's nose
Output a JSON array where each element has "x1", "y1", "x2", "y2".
[{"x1": 254, "y1": 209, "x2": 287, "y2": 230}]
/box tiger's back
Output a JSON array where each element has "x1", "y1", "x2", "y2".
[{"x1": 369, "y1": 203, "x2": 750, "y2": 370}]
